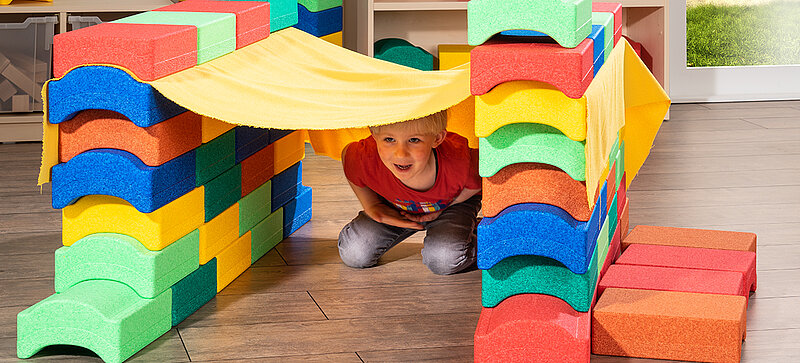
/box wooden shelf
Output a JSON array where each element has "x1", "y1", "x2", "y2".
[
  {"x1": 374, "y1": 0, "x2": 468, "y2": 11},
  {"x1": 0, "y1": 0, "x2": 172, "y2": 13}
]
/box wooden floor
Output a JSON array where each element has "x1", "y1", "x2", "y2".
[{"x1": 1, "y1": 100, "x2": 799, "y2": 362}]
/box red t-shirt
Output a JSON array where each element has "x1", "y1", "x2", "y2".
[{"x1": 343, "y1": 132, "x2": 481, "y2": 214}]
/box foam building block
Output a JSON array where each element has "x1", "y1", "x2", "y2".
[
  {"x1": 16, "y1": 280, "x2": 171, "y2": 363},
  {"x1": 235, "y1": 126, "x2": 270, "y2": 163},
  {"x1": 0, "y1": 53, "x2": 36, "y2": 97},
  {"x1": 270, "y1": 129, "x2": 294, "y2": 143},
  {"x1": 479, "y1": 123, "x2": 586, "y2": 180},
  {"x1": 299, "y1": 0, "x2": 341, "y2": 12},
  {"x1": 241, "y1": 143, "x2": 274, "y2": 197},
  {"x1": 59, "y1": 109, "x2": 202, "y2": 166},
  {"x1": 470, "y1": 38, "x2": 594, "y2": 98},
  {"x1": 622, "y1": 225, "x2": 757, "y2": 253},
  {"x1": 201, "y1": 116, "x2": 235, "y2": 143},
  {"x1": 478, "y1": 202, "x2": 601, "y2": 273},
  {"x1": 623, "y1": 35, "x2": 654, "y2": 72},
  {"x1": 474, "y1": 294, "x2": 590, "y2": 363},
  {"x1": 52, "y1": 23, "x2": 197, "y2": 81},
  {"x1": 482, "y1": 162, "x2": 590, "y2": 220},
  {"x1": 474, "y1": 80, "x2": 587, "y2": 140},
  {"x1": 592, "y1": 12, "x2": 614, "y2": 62},
  {"x1": 592, "y1": 288, "x2": 747, "y2": 362},
  {"x1": 600, "y1": 221, "x2": 622, "y2": 279},
  {"x1": 199, "y1": 203, "x2": 240, "y2": 264},
  {"x1": 0, "y1": 79, "x2": 16, "y2": 102},
  {"x1": 273, "y1": 130, "x2": 306, "y2": 175},
  {"x1": 61, "y1": 188, "x2": 204, "y2": 250},
  {"x1": 271, "y1": 161, "x2": 304, "y2": 212},
  {"x1": 619, "y1": 197, "x2": 629, "y2": 239},
  {"x1": 239, "y1": 180, "x2": 272, "y2": 235},
  {"x1": 204, "y1": 164, "x2": 242, "y2": 222},
  {"x1": 588, "y1": 25, "x2": 605, "y2": 76},
  {"x1": 438, "y1": 44, "x2": 474, "y2": 70},
  {"x1": 155, "y1": 0, "x2": 271, "y2": 49},
  {"x1": 593, "y1": 2, "x2": 622, "y2": 45},
  {"x1": 171, "y1": 258, "x2": 216, "y2": 326},
  {"x1": 251, "y1": 209, "x2": 284, "y2": 263},
  {"x1": 321, "y1": 31, "x2": 343, "y2": 46},
  {"x1": 196, "y1": 129, "x2": 236, "y2": 187},
  {"x1": 47, "y1": 66, "x2": 187, "y2": 127},
  {"x1": 617, "y1": 244, "x2": 757, "y2": 292},
  {"x1": 617, "y1": 172, "x2": 626, "y2": 217},
  {"x1": 283, "y1": 185, "x2": 313, "y2": 238},
  {"x1": 222, "y1": 0, "x2": 298, "y2": 31},
  {"x1": 598, "y1": 264, "x2": 748, "y2": 300},
  {"x1": 55, "y1": 231, "x2": 199, "y2": 299},
  {"x1": 51, "y1": 149, "x2": 196, "y2": 213},
  {"x1": 467, "y1": 0, "x2": 592, "y2": 48},
  {"x1": 216, "y1": 231, "x2": 252, "y2": 292},
  {"x1": 374, "y1": 38, "x2": 434, "y2": 71},
  {"x1": 114, "y1": 11, "x2": 236, "y2": 64},
  {"x1": 296, "y1": 3, "x2": 342, "y2": 37}
]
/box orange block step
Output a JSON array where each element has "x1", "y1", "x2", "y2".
[
  {"x1": 598, "y1": 264, "x2": 748, "y2": 301},
  {"x1": 622, "y1": 225, "x2": 756, "y2": 253}
]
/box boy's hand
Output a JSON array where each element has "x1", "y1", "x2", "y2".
[
  {"x1": 366, "y1": 203, "x2": 424, "y2": 230},
  {"x1": 401, "y1": 210, "x2": 442, "y2": 223}
]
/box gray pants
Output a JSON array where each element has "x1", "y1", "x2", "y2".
[{"x1": 338, "y1": 195, "x2": 480, "y2": 275}]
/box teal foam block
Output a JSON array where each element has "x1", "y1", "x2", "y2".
[
  {"x1": 223, "y1": 0, "x2": 299, "y2": 31},
  {"x1": 592, "y1": 12, "x2": 614, "y2": 62},
  {"x1": 283, "y1": 185, "x2": 312, "y2": 238},
  {"x1": 55, "y1": 230, "x2": 200, "y2": 299},
  {"x1": 374, "y1": 38, "x2": 433, "y2": 71},
  {"x1": 171, "y1": 258, "x2": 217, "y2": 326},
  {"x1": 205, "y1": 163, "x2": 242, "y2": 222},
  {"x1": 196, "y1": 129, "x2": 236, "y2": 187},
  {"x1": 240, "y1": 180, "x2": 272, "y2": 236},
  {"x1": 479, "y1": 123, "x2": 586, "y2": 180},
  {"x1": 114, "y1": 11, "x2": 236, "y2": 64},
  {"x1": 17, "y1": 280, "x2": 171, "y2": 363},
  {"x1": 251, "y1": 209, "x2": 284, "y2": 263},
  {"x1": 299, "y1": 0, "x2": 341, "y2": 12}
]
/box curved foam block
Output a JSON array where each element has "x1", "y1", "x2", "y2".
[
  {"x1": 374, "y1": 38, "x2": 434, "y2": 71},
  {"x1": 283, "y1": 185, "x2": 313, "y2": 238},
  {"x1": 52, "y1": 149, "x2": 196, "y2": 213},
  {"x1": 240, "y1": 181, "x2": 272, "y2": 235},
  {"x1": 274, "y1": 130, "x2": 306, "y2": 175},
  {"x1": 199, "y1": 203, "x2": 240, "y2": 264},
  {"x1": 16, "y1": 280, "x2": 171, "y2": 363},
  {"x1": 217, "y1": 231, "x2": 252, "y2": 292},
  {"x1": 59, "y1": 109, "x2": 202, "y2": 166},
  {"x1": 474, "y1": 80, "x2": 587, "y2": 140},
  {"x1": 55, "y1": 231, "x2": 199, "y2": 299},
  {"x1": 61, "y1": 187, "x2": 204, "y2": 250},
  {"x1": 482, "y1": 163, "x2": 590, "y2": 220},
  {"x1": 48, "y1": 66, "x2": 187, "y2": 127},
  {"x1": 53, "y1": 22, "x2": 197, "y2": 81},
  {"x1": 251, "y1": 209, "x2": 284, "y2": 263},
  {"x1": 474, "y1": 294, "x2": 590, "y2": 363},
  {"x1": 598, "y1": 264, "x2": 748, "y2": 301},
  {"x1": 197, "y1": 129, "x2": 235, "y2": 187},
  {"x1": 296, "y1": 4, "x2": 342, "y2": 37},
  {"x1": 155, "y1": 0, "x2": 271, "y2": 49},
  {"x1": 478, "y1": 202, "x2": 601, "y2": 273},
  {"x1": 622, "y1": 225, "x2": 757, "y2": 253},
  {"x1": 205, "y1": 164, "x2": 242, "y2": 222},
  {"x1": 242, "y1": 143, "x2": 274, "y2": 197},
  {"x1": 299, "y1": 0, "x2": 342, "y2": 12},
  {"x1": 592, "y1": 12, "x2": 614, "y2": 62},
  {"x1": 467, "y1": 0, "x2": 592, "y2": 48},
  {"x1": 593, "y1": 2, "x2": 622, "y2": 45},
  {"x1": 172, "y1": 258, "x2": 217, "y2": 326},
  {"x1": 470, "y1": 38, "x2": 594, "y2": 98},
  {"x1": 478, "y1": 123, "x2": 586, "y2": 180}
]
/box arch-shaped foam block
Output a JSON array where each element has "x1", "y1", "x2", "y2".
[
  {"x1": 55, "y1": 231, "x2": 199, "y2": 299},
  {"x1": 16, "y1": 280, "x2": 171, "y2": 363},
  {"x1": 52, "y1": 149, "x2": 196, "y2": 213},
  {"x1": 155, "y1": 0, "x2": 271, "y2": 49},
  {"x1": 296, "y1": 3, "x2": 343, "y2": 37},
  {"x1": 478, "y1": 202, "x2": 601, "y2": 273},
  {"x1": 474, "y1": 80, "x2": 587, "y2": 140},
  {"x1": 467, "y1": 0, "x2": 592, "y2": 48},
  {"x1": 48, "y1": 66, "x2": 187, "y2": 127},
  {"x1": 374, "y1": 38, "x2": 434, "y2": 71},
  {"x1": 478, "y1": 123, "x2": 586, "y2": 180},
  {"x1": 299, "y1": 0, "x2": 342, "y2": 12}
]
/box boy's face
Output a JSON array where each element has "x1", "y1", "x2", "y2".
[{"x1": 372, "y1": 126, "x2": 447, "y2": 185}]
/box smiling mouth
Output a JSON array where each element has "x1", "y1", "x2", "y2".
[{"x1": 394, "y1": 164, "x2": 412, "y2": 171}]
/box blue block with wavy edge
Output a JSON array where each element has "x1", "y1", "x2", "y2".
[{"x1": 295, "y1": 4, "x2": 342, "y2": 37}]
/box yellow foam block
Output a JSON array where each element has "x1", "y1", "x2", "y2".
[
  {"x1": 273, "y1": 130, "x2": 305, "y2": 175},
  {"x1": 199, "y1": 203, "x2": 240, "y2": 264},
  {"x1": 62, "y1": 187, "x2": 204, "y2": 250},
  {"x1": 320, "y1": 31, "x2": 342, "y2": 47},
  {"x1": 438, "y1": 44, "x2": 474, "y2": 70},
  {"x1": 216, "y1": 230, "x2": 252, "y2": 292},
  {"x1": 475, "y1": 81, "x2": 587, "y2": 141},
  {"x1": 446, "y1": 96, "x2": 478, "y2": 149},
  {"x1": 202, "y1": 115, "x2": 235, "y2": 143}
]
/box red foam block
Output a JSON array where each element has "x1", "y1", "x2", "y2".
[
  {"x1": 53, "y1": 23, "x2": 197, "y2": 81},
  {"x1": 622, "y1": 35, "x2": 654, "y2": 73},
  {"x1": 617, "y1": 244, "x2": 757, "y2": 292},
  {"x1": 593, "y1": 3, "x2": 622, "y2": 45},
  {"x1": 598, "y1": 264, "x2": 748, "y2": 302},
  {"x1": 241, "y1": 143, "x2": 274, "y2": 197},
  {"x1": 622, "y1": 225, "x2": 757, "y2": 253},
  {"x1": 470, "y1": 38, "x2": 594, "y2": 98},
  {"x1": 155, "y1": 0, "x2": 271, "y2": 49},
  {"x1": 617, "y1": 172, "x2": 626, "y2": 218},
  {"x1": 475, "y1": 294, "x2": 590, "y2": 363}
]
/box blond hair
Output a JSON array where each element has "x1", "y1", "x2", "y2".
[{"x1": 369, "y1": 109, "x2": 447, "y2": 136}]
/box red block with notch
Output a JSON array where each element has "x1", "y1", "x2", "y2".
[
  {"x1": 598, "y1": 264, "x2": 748, "y2": 302},
  {"x1": 53, "y1": 22, "x2": 197, "y2": 81},
  {"x1": 470, "y1": 38, "x2": 594, "y2": 98},
  {"x1": 592, "y1": 2, "x2": 622, "y2": 45},
  {"x1": 155, "y1": 0, "x2": 271, "y2": 49},
  {"x1": 241, "y1": 143, "x2": 274, "y2": 197}
]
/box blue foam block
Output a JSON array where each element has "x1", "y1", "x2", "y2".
[
  {"x1": 295, "y1": 4, "x2": 342, "y2": 37},
  {"x1": 477, "y1": 201, "x2": 602, "y2": 274},
  {"x1": 598, "y1": 181, "x2": 608, "y2": 228},
  {"x1": 271, "y1": 161, "x2": 303, "y2": 212},
  {"x1": 171, "y1": 258, "x2": 217, "y2": 326},
  {"x1": 269, "y1": 129, "x2": 294, "y2": 144},
  {"x1": 589, "y1": 25, "x2": 605, "y2": 76},
  {"x1": 283, "y1": 185, "x2": 312, "y2": 238},
  {"x1": 52, "y1": 149, "x2": 195, "y2": 213},
  {"x1": 235, "y1": 126, "x2": 270, "y2": 163},
  {"x1": 47, "y1": 66, "x2": 186, "y2": 127},
  {"x1": 500, "y1": 30, "x2": 548, "y2": 37}
]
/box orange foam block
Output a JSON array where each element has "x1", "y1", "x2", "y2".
[
  {"x1": 475, "y1": 294, "x2": 589, "y2": 363},
  {"x1": 622, "y1": 225, "x2": 757, "y2": 253},
  {"x1": 59, "y1": 110, "x2": 202, "y2": 166},
  {"x1": 598, "y1": 264, "x2": 748, "y2": 301},
  {"x1": 155, "y1": 0, "x2": 271, "y2": 49},
  {"x1": 273, "y1": 130, "x2": 305, "y2": 175},
  {"x1": 592, "y1": 288, "x2": 746, "y2": 362},
  {"x1": 482, "y1": 162, "x2": 590, "y2": 220}
]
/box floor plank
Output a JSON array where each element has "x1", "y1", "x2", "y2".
[
  {"x1": 358, "y1": 346, "x2": 474, "y2": 363},
  {"x1": 177, "y1": 291, "x2": 326, "y2": 329}
]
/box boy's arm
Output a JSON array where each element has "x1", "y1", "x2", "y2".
[{"x1": 401, "y1": 187, "x2": 481, "y2": 223}]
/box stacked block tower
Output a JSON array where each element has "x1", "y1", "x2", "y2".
[
  {"x1": 17, "y1": 1, "x2": 313, "y2": 362},
  {"x1": 468, "y1": 1, "x2": 625, "y2": 361}
]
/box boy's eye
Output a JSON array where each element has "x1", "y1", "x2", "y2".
[
  {"x1": 383, "y1": 137, "x2": 395, "y2": 143},
  {"x1": 408, "y1": 137, "x2": 421, "y2": 143}
]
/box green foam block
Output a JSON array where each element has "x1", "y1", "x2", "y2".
[
  {"x1": 374, "y1": 38, "x2": 434, "y2": 71},
  {"x1": 467, "y1": 0, "x2": 592, "y2": 48},
  {"x1": 114, "y1": 11, "x2": 236, "y2": 64},
  {"x1": 608, "y1": 136, "x2": 620, "y2": 172},
  {"x1": 197, "y1": 129, "x2": 235, "y2": 187},
  {"x1": 240, "y1": 180, "x2": 272, "y2": 236},
  {"x1": 592, "y1": 12, "x2": 614, "y2": 62},
  {"x1": 608, "y1": 193, "x2": 618, "y2": 239},
  {"x1": 171, "y1": 258, "x2": 217, "y2": 326},
  {"x1": 17, "y1": 280, "x2": 171, "y2": 363},
  {"x1": 221, "y1": 0, "x2": 299, "y2": 31},
  {"x1": 205, "y1": 163, "x2": 242, "y2": 222},
  {"x1": 596, "y1": 213, "x2": 611, "y2": 277},
  {"x1": 299, "y1": 0, "x2": 342, "y2": 12},
  {"x1": 251, "y1": 208, "x2": 284, "y2": 264},
  {"x1": 55, "y1": 230, "x2": 200, "y2": 299},
  {"x1": 479, "y1": 123, "x2": 586, "y2": 180},
  {"x1": 617, "y1": 141, "x2": 625, "y2": 187}
]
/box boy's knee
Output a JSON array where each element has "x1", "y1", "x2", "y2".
[
  {"x1": 338, "y1": 220, "x2": 380, "y2": 269},
  {"x1": 421, "y1": 239, "x2": 475, "y2": 275}
]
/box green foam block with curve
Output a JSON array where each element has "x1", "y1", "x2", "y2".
[
  {"x1": 374, "y1": 38, "x2": 434, "y2": 71},
  {"x1": 467, "y1": 0, "x2": 592, "y2": 48},
  {"x1": 479, "y1": 123, "x2": 586, "y2": 180},
  {"x1": 17, "y1": 280, "x2": 171, "y2": 363}
]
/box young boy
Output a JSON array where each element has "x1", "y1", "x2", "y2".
[{"x1": 338, "y1": 110, "x2": 481, "y2": 275}]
